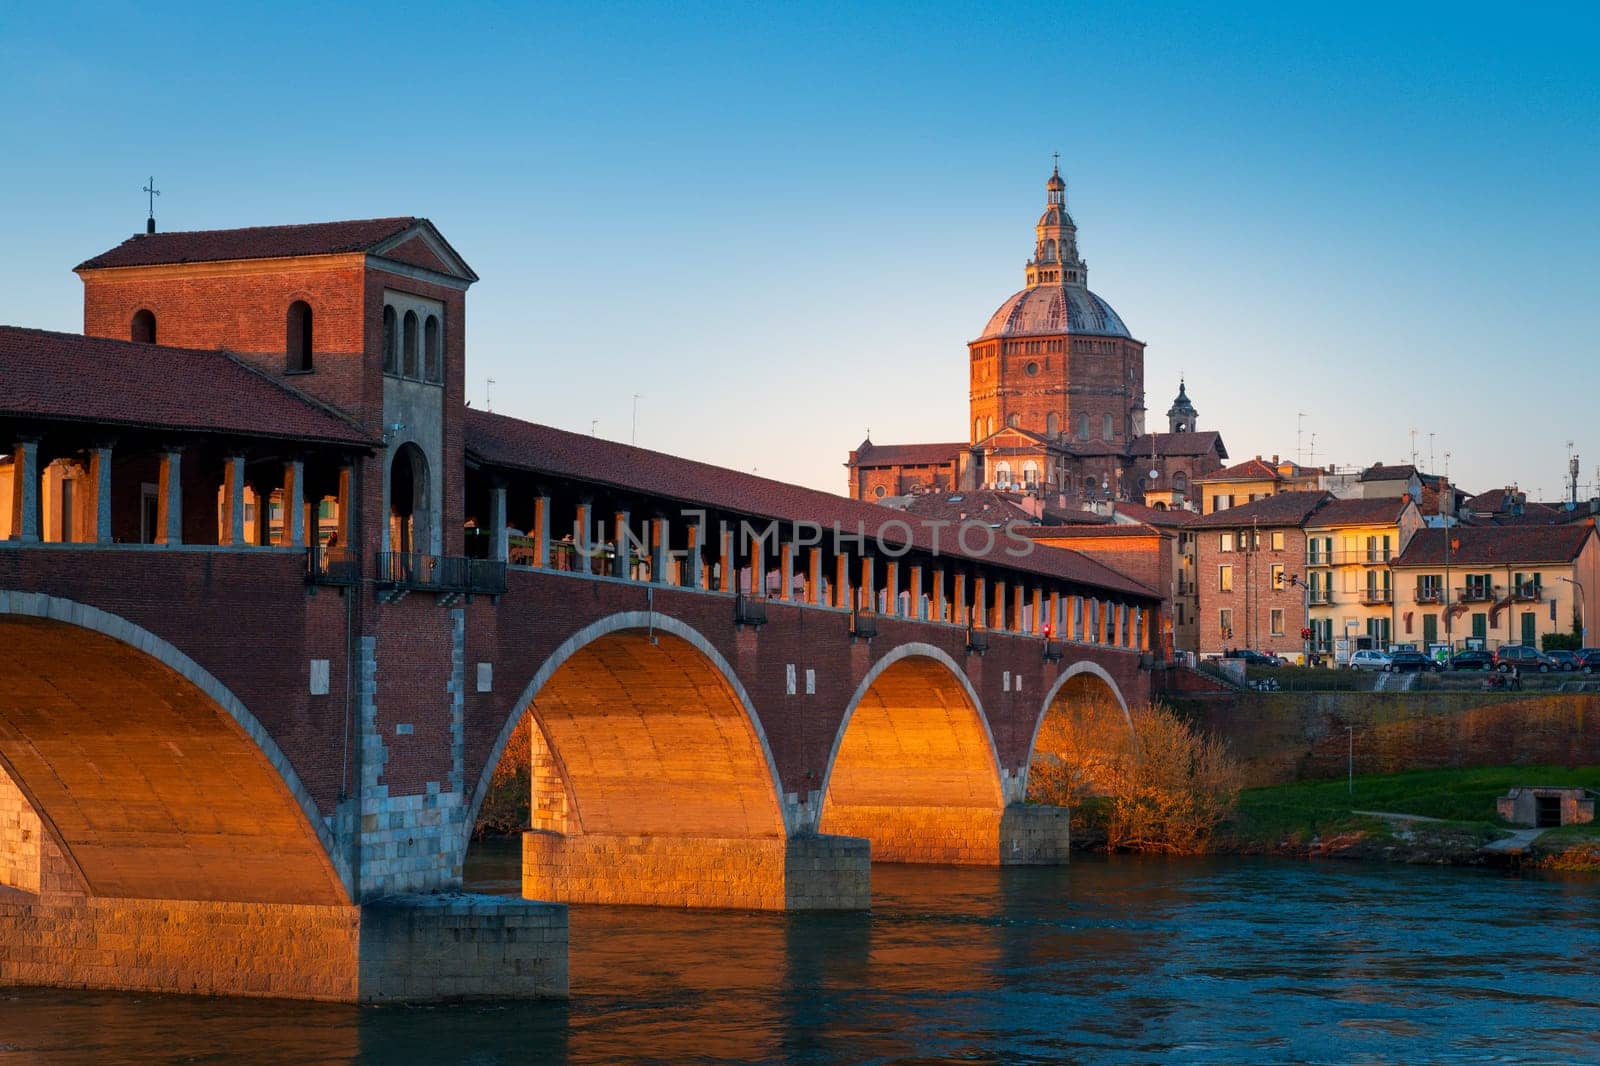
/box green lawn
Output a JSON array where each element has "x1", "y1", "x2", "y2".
[{"x1": 1219, "y1": 765, "x2": 1600, "y2": 848}]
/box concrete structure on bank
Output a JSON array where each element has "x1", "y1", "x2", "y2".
[{"x1": 0, "y1": 213, "x2": 1156, "y2": 1002}]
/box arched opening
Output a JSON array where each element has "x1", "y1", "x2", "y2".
[
  {"x1": 388, "y1": 442, "x2": 431, "y2": 557},
  {"x1": 382, "y1": 305, "x2": 398, "y2": 374},
  {"x1": 469, "y1": 616, "x2": 799, "y2": 908},
  {"x1": 423, "y1": 314, "x2": 441, "y2": 383},
  {"x1": 1043, "y1": 238, "x2": 1057, "y2": 260},
  {"x1": 1022, "y1": 460, "x2": 1040, "y2": 488},
  {"x1": 974, "y1": 417, "x2": 983, "y2": 441},
  {"x1": 1025, "y1": 667, "x2": 1134, "y2": 810},
  {"x1": 993, "y1": 461, "x2": 1012, "y2": 488},
  {"x1": 130, "y1": 309, "x2": 157, "y2": 344},
  {"x1": 0, "y1": 607, "x2": 347, "y2": 905},
  {"x1": 1102, "y1": 413, "x2": 1114, "y2": 441},
  {"x1": 819, "y1": 649, "x2": 1004, "y2": 863},
  {"x1": 1173, "y1": 471, "x2": 1189, "y2": 493},
  {"x1": 1007, "y1": 413, "x2": 1020, "y2": 428},
  {"x1": 985, "y1": 416, "x2": 994, "y2": 436},
  {"x1": 285, "y1": 301, "x2": 313, "y2": 373},
  {"x1": 1046, "y1": 412, "x2": 1059, "y2": 438},
  {"x1": 1077, "y1": 413, "x2": 1089, "y2": 440},
  {"x1": 401, "y1": 311, "x2": 419, "y2": 379}
]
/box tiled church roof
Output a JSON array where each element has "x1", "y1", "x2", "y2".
[{"x1": 77, "y1": 217, "x2": 422, "y2": 270}]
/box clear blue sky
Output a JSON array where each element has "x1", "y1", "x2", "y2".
[{"x1": 4, "y1": 2, "x2": 1597, "y2": 499}]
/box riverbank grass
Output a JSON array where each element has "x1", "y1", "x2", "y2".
[{"x1": 1219, "y1": 765, "x2": 1600, "y2": 854}]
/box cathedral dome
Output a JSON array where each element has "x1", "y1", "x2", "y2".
[{"x1": 978, "y1": 285, "x2": 1131, "y2": 340}]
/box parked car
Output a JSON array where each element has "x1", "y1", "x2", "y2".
[
  {"x1": 1348, "y1": 649, "x2": 1393, "y2": 671},
  {"x1": 1491, "y1": 645, "x2": 1559, "y2": 673},
  {"x1": 1546, "y1": 650, "x2": 1579, "y2": 672},
  {"x1": 1387, "y1": 650, "x2": 1441, "y2": 673},
  {"x1": 1575, "y1": 648, "x2": 1600, "y2": 674},
  {"x1": 1221, "y1": 648, "x2": 1283, "y2": 668},
  {"x1": 1447, "y1": 649, "x2": 1494, "y2": 671}
]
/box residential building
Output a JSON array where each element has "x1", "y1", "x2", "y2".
[
  {"x1": 1303, "y1": 496, "x2": 1424, "y2": 659},
  {"x1": 1390, "y1": 523, "x2": 1600, "y2": 651},
  {"x1": 1191, "y1": 492, "x2": 1328, "y2": 659},
  {"x1": 1194, "y1": 456, "x2": 1321, "y2": 516}
]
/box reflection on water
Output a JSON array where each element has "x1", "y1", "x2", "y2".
[{"x1": 2, "y1": 842, "x2": 1597, "y2": 1064}]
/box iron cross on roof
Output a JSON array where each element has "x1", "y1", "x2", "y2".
[{"x1": 142, "y1": 177, "x2": 160, "y2": 233}]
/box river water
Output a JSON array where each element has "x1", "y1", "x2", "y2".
[{"x1": 2, "y1": 844, "x2": 1597, "y2": 1064}]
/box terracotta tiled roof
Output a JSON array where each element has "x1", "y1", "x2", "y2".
[
  {"x1": 1189, "y1": 491, "x2": 1330, "y2": 529},
  {"x1": 892, "y1": 490, "x2": 1039, "y2": 526},
  {"x1": 1199, "y1": 457, "x2": 1282, "y2": 482},
  {"x1": 77, "y1": 217, "x2": 421, "y2": 270},
  {"x1": 465, "y1": 409, "x2": 1157, "y2": 598},
  {"x1": 1013, "y1": 523, "x2": 1159, "y2": 540},
  {"x1": 850, "y1": 440, "x2": 964, "y2": 468},
  {"x1": 1112, "y1": 501, "x2": 1199, "y2": 527},
  {"x1": 1393, "y1": 524, "x2": 1596, "y2": 567},
  {"x1": 0, "y1": 326, "x2": 372, "y2": 446},
  {"x1": 1305, "y1": 496, "x2": 1415, "y2": 528},
  {"x1": 1129, "y1": 431, "x2": 1227, "y2": 459}
]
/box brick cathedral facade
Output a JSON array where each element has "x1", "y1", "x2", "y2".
[{"x1": 847, "y1": 168, "x2": 1226, "y2": 508}]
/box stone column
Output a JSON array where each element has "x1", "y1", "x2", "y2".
[
  {"x1": 688, "y1": 517, "x2": 706, "y2": 588},
  {"x1": 718, "y1": 526, "x2": 734, "y2": 592},
  {"x1": 780, "y1": 543, "x2": 795, "y2": 601},
  {"x1": 531, "y1": 496, "x2": 551, "y2": 567},
  {"x1": 88, "y1": 444, "x2": 113, "y2": 545},
  {"x1": 1048, "y1": 591, "x2": 1061, "y2": 639},
  {"x1": 859, "y1": 556, "x2": 876, "y2": 613},
  {"x1": 1012, "y1": 584, "x2": 1026, "y2": 632},
  {"x1": 490, "y1": 482, "x2": 509, "y2": 563},
  {"x1": 1033, "y1": 588, "x2": 1045, "y2": 635},
  {"x1": 884, "y1": 560, "x2": 899, "y2": 617},
  {"x1": 933, "y1": 568, "x2": 947, "y2": 622},
  {"x1": 972, "y1": 577, "x2": 987, "y2": 629},
  {"x1": 748, "y1": 527, "x2": 766, "y2": 597},
  {"x1": 650, "y1": 517, "x2": 669, "y2": 584},
  {"x1": 574, "y1": 502, "x2": 593, "y2": 574},
  {"x1": 223, "y1": 456, "x2": 248, "y2": 546},
  {"x1": 283, "y1": 460, "x2": 306, "y2": 549},
  {"x1": 993, "y1": 582, "x2": 1007, "y2": 631},
  {"x1": 7, "y1": 437, "x2": 40, "y2": 542},
  {"x1": 612, "y1": 510, "x2": 631, "y2": 579},
  {"x1": 910, "y1": 565, "x2": 924, "y2": 620},
  {"x1": 806, "y1": 547, "x2": 823, "y2": 605},
  {"x1": 156, "y1": 447, "x2": 183, "y2": 546},
  {"x1": 834, "y1": 553, "x2": 851, "y2": 608},
  {"x1": 337, "y1": 461, "x2": 354, "y2": 549}
]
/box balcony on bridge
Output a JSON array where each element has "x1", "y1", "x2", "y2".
[{"x1": 375, "y1": 551, "x2": 507, "y2": 602}]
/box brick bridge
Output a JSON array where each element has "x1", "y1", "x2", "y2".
[{"x1": 0, "y1": 216, "x2": 1158, "y2": 1002}]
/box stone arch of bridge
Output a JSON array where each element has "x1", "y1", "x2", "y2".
[
  {"x1": 817, "y1": 643, "x2": 1006, "y2": 862},
  {"x1": 1023, "y1": 662, "x2": 1134, "y2": 803},
  {"x1": 0, "y1": 591, "x2": 351, "y2": 905},
  {"x1": 467, "y1": 611, "x2": 788, "y2": 842}
]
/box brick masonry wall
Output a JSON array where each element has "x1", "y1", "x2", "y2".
[
  {"x1": 0, "y1": 771, "x2": 40, "y2": 893},
  {"x1": 1194, "y1": 524, "x2": 1308, "y2": 655},
  {"x1": 819, "y1": 803, "x2": 1071, "y2": 864},
  {"x1": 522, "y1": 830, "x2": 869, "y2": 911},
  {"x1": 1176, "y1": 691, "x2": 1600, "y2": 787}
]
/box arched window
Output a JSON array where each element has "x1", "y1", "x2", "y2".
[
  {"x1": 1102, "y1": 414, "x2": 1114, "y2": 440},
  {"x1": 1022, "y1": 461, "x2": 1040, "y2": 487},
  {"x1": 1173, "y1": 471, "x2": 1189, "y2": 493},
  {"x1": 1046, "y1": 412, "x2": 1059, "y2": 438},
  {"x1": 994, "y1": 462, "x2": 1012, "y2": 488},
  {"x1": 1077, "y1": 413, "x2": 1089, "y2": 440},
  {"x1": 974, "y1": 417, "x2": 983, "y2": 440},
  {"x1": 388, "y1": 442, "x2": 432, "y2": 557},
  {"x1": 286, "y1": 301, "x2": 313, "y2": 373},
  {"x1": 1007, "y1": 413, "x2": 1020, "y2": 428},
  {"x1": 985, "y1": 416, "x2": 994, "y2": 436},
  {"x1": 1084, "y1": 476, "x2": 1097, "y2": 495},
  {"x1": 1043, "y1": 238, "x2": 1056, "y2": 260},
  {"x1": 402, "y1": 311, "x2": 419, "y2": 378},
  {"x1": 382, "y1": 306, "x2": 398, "y2": 374},
  {"x1": 130, "y1": 309, "x2": 156, "y2": 344},
  {"x1": 423, "y1": 315, "x2": 442, "y2": 383}
]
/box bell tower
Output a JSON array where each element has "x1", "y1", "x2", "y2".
[{"x1": 1024, "y1": 161, "x2": 1087, "y2": 289}]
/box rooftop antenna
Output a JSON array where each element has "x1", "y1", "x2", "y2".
[
  {"x1": 1568, "y1": 442, "x2": 1580, "y2": 506},
  {"x1": 1307, "y1": 432, "x2": 1318, "y2": 469},
  {"x1": 1296, "y1": 412, "x2": 1306, "y2": 466},
  {"x1": 142, "y1": 176, "x2": 160, "y2": 234},
  {"x1": 485, "y1": 377, "x2": 495, "y2": 413},
  {"x1": 1409, "y1": 428, "x2": 1418, "y2": 469},
  {"x1": 1428, "y1": 432, "x2": 1436, "y2": 477}
]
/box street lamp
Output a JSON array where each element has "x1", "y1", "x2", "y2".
[{"x1": 1559, "y1": 576, "x2": 1587, "y2": 646}]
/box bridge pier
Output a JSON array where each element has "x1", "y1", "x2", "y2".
[
  {"x1": 820, "y1": 803, "x2": 1071, "y2": 865},
  {"x1": 522, "y1": 830, "x2": 869, "y2": 910},
  {"x1": 0, "y1": 773, "x2": 567, "y2": 1002}
]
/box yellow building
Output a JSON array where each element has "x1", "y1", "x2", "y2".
[
  {"x1": 1391, "y1": 523, "x2": 1600, "y2": 651},
  {"x1": 1195, "y1": 455, "x2": 1320, "y2": 516},
  {"x1": 1303, "y1": 497, "x2": 1423, "y2": 658}
]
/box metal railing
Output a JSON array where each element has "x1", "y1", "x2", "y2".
[
  {"x1": 1512, "y1": 584, "x2": 1542, "y2": 602},
  {"x1": 735, "y1": 593, "x2": 768, "y2": 627},
  {"x1": 1457, "y1": 585, "x2": 1499, "y2": 603},
  {"x1": 1360, "y1": 587, "x2": 1394, "y2": 605},
  {"x1": 305, "y1": 545, "x2": 358, "y2": 586},
  {"x1": 1309, "y1": 590, "x2": 1334, "y2": 605},
  {"x1": 966, "y1": 626, "x2": 990, "y2": 655},
  {"x1": 377, "y1": 552, "x2": 506, "y2": 595},
  {"x1": 1415, "y1": 586, "x2": 1445, "y2": 604},
  {"x1": 850, "y1": 606, "x2": 878, "y2": 640}
]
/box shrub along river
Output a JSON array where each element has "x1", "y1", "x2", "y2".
[{"x1": 2, "y1": 842, "x2": 1597, "y2": 1064}]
